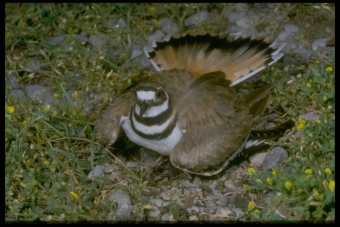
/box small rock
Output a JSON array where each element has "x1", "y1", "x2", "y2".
[
  {"x1": 102, "y1": 163, "x2": 114, "y2": 173},
  {"x1": 150, "y1": 198, "x2": 164, "y2": 208},
  {"x1": 224, "y1": 179, "x2": 236, "y2": 189},
  {"x1": 184, "y1": 10, "x2": 208, "y2": 26},
  {"x1": 6, "y1": 75, "x2": 20, "y2": 89},
  {"x1": 228, "y1": 11, "x2": 247, "y2": 23},
  {"x1": 88, "y1": 33, "x2": 109, "y2": 52},
  {"x1": 116, "y1": 18, "x2": 127, "y2": 28},
  {"x1": 236, "y1": 15, "x2": 260, "y2": 28},
  {"x1": 283, "y1": 24, "x2": 300, "y2": 33},
  {"x1": 75, "y1": 32, "x2": 87, "y2": 44},
  {"x1": 46, "y1": 36, "x2": 64, "y2": 46},
  {"x1": 26, "y1": 85, "x2": 55, "y2": 106},
  {"x1": 147, "y1": 29, "x2": 165, "y2": 45},
  {"x1": 88, "y1": 165, "x2": 105, "y2": 178},
  {"x1": 106, "y1": 189, "x2": 132, "y2": 220},
  {"x1": 149, "y1": 206, "x2": 161, "y2": 219},
  {"x1": 293, "y1": 45, "x2": 313, "y2": 62},
  {"x1": 189, "y1": 215, "x2": 198, "y2": 221},
  {"x1": 312, "y1": 37, "x2": 333, "y2": 50},
  {"x1": 218, "y1": 194, "x2": 228, "y2": 207},
  {"x1": 262, "y1": 147, "x2": 288, "y2": 172},
  {"x1": 161, "y1": 213, "x2": 169, "y2": 221},
  {"x1": 300, "y1": 112, "x2": 319, "y2": 121},
  {"x1": 160, "y1": 18, "x2": 179, "y2": 34},
  {"x1": 216, "y1": 207, "x2": 232, "y2": 217},
  {"x1": 126, "y1": 161, "x2": 139, "y2": 168},
  {"x1": 250, "y1": 152, "x2": 267, "y2": 168},
  {"x1": 10, "y1": 89, "x2": 25, "y2": 99},
  {"x1": 23, "y1": 60, "x2": 41, "y2": 73}
]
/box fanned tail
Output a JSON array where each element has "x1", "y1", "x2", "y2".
[{"x1": 144, "y1": 32, "x2": 285, "y2": 86}]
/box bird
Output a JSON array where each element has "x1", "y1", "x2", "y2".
[{"x1": 95, "y1": 31, "x2": 292, "y2": 176}]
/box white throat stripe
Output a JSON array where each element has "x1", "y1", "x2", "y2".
[{"x1": 137, "y1": 91, "x2": 156, "y2": 101}]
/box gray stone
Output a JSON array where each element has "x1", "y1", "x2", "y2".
[
  {"x1": 160, "y1": 18, "x2": 179, "y2": 34},
  {"x1": 26, "y1": 85, "x2": 55, "y2": 106},
  {"x1": 130, "y1": 44, "x2": 152, "y2": 68},
  {"x1": 293, "y1": 45, "x2": 313, "y2": 62},
  {"x1": 300, "y1": 112, "x2": 319, "y2": 121},
  {"x1": 150, "y1": 198, "x2": 164, "y2": 208},
  {"x1": 149, "y1": 206, "x2": 161, "y2": 218},
  {"x1": 161, "y1": 213, "x2": 169, "y2": 221},
  {"x1": 23, "y1": 60, "x2": 41, "y2": 73},
  {"x1": 312, "y1": 37, "x2": 332, "y2": 50},
  {"x1": 116, "y1": 18, "x2": 127, "y2": 28},
  {"x1": 46, "y1": 36, "x2": 64, "y2": 46},
  {"x1": 185, "y1": 10, "x2": 208, "y2": 26},
  {"x1": 147, "y1": 29, "x2": 165, "y2": 45},
  {"x1": 283, "y1": 24, "x2": 300, "y2": 33},
  {"x1": 216, "y1": 207, "x2": 232, "y2": 217},
  {"x1": 88, "y1": 33, "x2": 108, "y2": 51},
  {"x1": 218, "y1": 194, "x2": 228, "y2": 207},
  {"x1": 262, "y1": 147, "x2": 288, "y2": 172},
  {"x1": 250, "y1": 152, "x2": 267, "y2": 168},
  {"x1": 189, "y1": 215, "x2": 198, "y2": 221},
  {"x1": 228, "y1": 11, "x2": 247, "y2": 23},
  {"x1": 10, "y1": 89, "x2": 25, "y2": 99},
  {"x1": 75, "y1": 32, "x2": 87, "y2": 44},
  {"x1": 106, "y1": 189, "x2": 132, "y2": 220},
  {"x1": 181, "y1": 180, "x2": 196, "y2": 188},
  {"x1": 236, "y1": 15, "x2": 261, "y2": 28},
  {"x1": 126, "y1": 161, "x2": 139, "y2": 168},
  {"x1": 88, "y1": 165, "x2": 105, "y2": 178},
  {"x1": 6, "y1": 75, "x2": 20, "y2": 89},
  {"x1": 264, "y1": 122, "x2": 276, "y2": 129}
]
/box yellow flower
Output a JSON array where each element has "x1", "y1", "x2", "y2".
[
  {"x1": 70, "y1": 192, "x2": 79, "y2": 201},
  {"x1": 306, "y1": 83, "x2": 312, "y2": 88},
  {"x1": 43, "y1": 104, "x2": 50, "y2": 113},
  {"x1": 285, "y1": 181, "x2": 292, "y2": 190},
  {"x1": 247, "y1": 167, "x2": 256, "y2": 174},
  {"x1": 6, "y1": 106, "x2": 15, "y2": 113},
  {"x1": 304, "y1": 168, "x2": 313, "y2": 175},
  {"x1": 297, "y1": 189, "x2": 303, "y2": 194},
  {"x1": 313, "y1": 189, "x2": 320, "y2": 200},
  {"x1": 147, "y1": 7, "x2": 155, "y2": 14},
  {"x1": 72, "y1": 91, "x2": 78, "y2": 99},
  {"x1": 272, "y1": 170, "x2": 278, "y2": 176},
  {"x1": 297, "y1": 117, "x2": 306, "y2": 130},
  {"x1": 326, "y1": 67, "x2": 333, "y2": 72},
  {"x1": 43, "y1": 160, "x2": 49, "y2": 165},
  {"x1": 22, "y1": 120, "x2": 27, "y2": 126},
  {"x1": 266, "y1": 177, "x2": 273, "y2": 185},
  {"x1": 325, "y1": 168, "x2": 332, "y2": 175},
  {"x1": 53, "y1": 93, "x2": 59, "y2": 99},
  {"x1": 329, "y1": 180, "x2": 335, "y2": 192},
  {"x1": 248, "y1": 201, "x2": 255, "y2": 211},
  {"x1": 323, "y1": 96, "x2": 328, "y2": 102}
]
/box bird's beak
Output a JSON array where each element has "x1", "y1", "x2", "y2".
[{"x1": 139, "y1": 101, "x2": 148, "y2": 116}]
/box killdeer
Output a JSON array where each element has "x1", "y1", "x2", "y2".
[{"x1": 96, "y1": 32, "x2": 291, "y2": 176}]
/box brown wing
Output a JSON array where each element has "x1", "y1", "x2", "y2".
[
  {"x1": 95, "y1": 90, "x2": 136, "y2": 147},
  {"x1": 144, "y1": 32, "x2": 285, "y2": 86},
  {"x1": 170, "y1": 106, "x2": 253, "y2": 175},
  {"x1": 176, "y1": 71, "x2": 237, "y2": 132},
  {"x1": 171, "y1": 71, "x2": 274, "y2": 175}
]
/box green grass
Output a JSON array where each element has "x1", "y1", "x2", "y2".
[{"x1": 5, "y1": 3, "x2": 334, "y2": 222}]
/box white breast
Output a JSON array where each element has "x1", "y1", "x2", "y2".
[{"x1": 120, "y1": 115, "x2": 184, "y2": 156}]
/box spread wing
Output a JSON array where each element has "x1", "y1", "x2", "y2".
[{"x1": 144, "y1": 32, "x2": 285, "y2": 86}]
